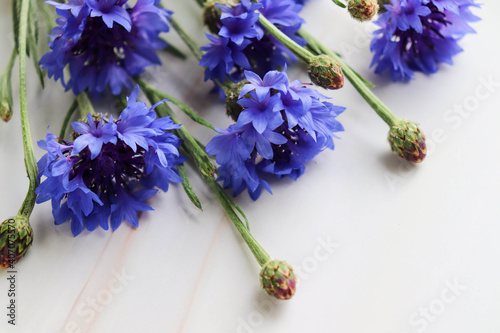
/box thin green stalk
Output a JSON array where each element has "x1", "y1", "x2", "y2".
[
  {"x1": 177, "y1": 163, "x2": 203, "y2": 210},
  {"x1": 257, "y1": 14, "x2": 314, "y2": 63},
  {"x1": 156, "y1": 91, "x2": 216, "y2": 131},
  {"x1": 0, "y1": 49, "x2": 17, "y2": 121},
  {"x1": 17, "y1": 0, "x2": 38, "y2": 218},
  {"x1": 298, "y1": 29, "x2": 399, "y2": 126},
  {"x1": 76, "y1": 92, "x2": 96, "y2": 118},
  {"x1": 212, "y1": 183, "x2": 270, "y2": 266},
  {"x1": 135, "y1": 77, "x2": 270, "y2": 266},
  {"x1": 168, "y1": 15, "x2": 203, "y2": 61},
  {"x1": 58, "y1": 99, "x2": 78, "y2": 140},
  {"x1": 3, "y1": 49, "x2": 17, "y2": 81}
]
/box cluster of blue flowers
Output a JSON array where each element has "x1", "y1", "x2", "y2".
[
  {"x1": 36, "y1": 87, "x2": 185, "y2": 236},
  {"x1": 200, "y1": 0, "x2": 306, "y2": 91},
  {"x1": 206, "y1": 69, "x2": 344, "y2": 200},
  {"x1": 40, "y1": 0, "x2": 172, "y2": 97},
  {"x1": 370, "y1": 0, "x2": 479, "y2": 81}
]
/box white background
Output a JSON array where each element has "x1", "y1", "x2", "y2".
[{"x1": 0, "y1": 0, "x2": 499, "y2": 332}]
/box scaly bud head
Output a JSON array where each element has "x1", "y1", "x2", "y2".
[
  {"x1": 388, "y1": 120, "x2": 427, "y2": 163},
  {"x1": 0, "y1": 217, "x2": 34, "y2": 269},
  {"x1": 348, "y1": 0, "x2": 379, "y2": 22},
  {"x1": 224, "y1": 80, "x2": 247, "y2": 121},
  {"x1": 308, "y1": 55, "x2": 344, "y2": 90},
  {"x1": 260, "y1": 260, "x2": 297, "y2": 300},
  {"x1": 203, "y1": 0, "x2": 237, "y2": 34}
]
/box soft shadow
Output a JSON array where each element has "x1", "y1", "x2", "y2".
[{"x1": 379, "y1": 150, "x2": 417, "y2": 174}]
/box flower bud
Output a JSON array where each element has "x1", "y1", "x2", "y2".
[
  {"x1": 224, "y1": 80, "x2": 246, "y2": 121},
  {"x1": 388, "y1": 120, "x2": 427, "y2": 163},
  {"x1": 348, "y1": 0, "x2": 379, "y2": 22},
  {"x1": 260, "y1": 259, "x2": 297, "y2": 300},
  {"x1": 0, "y1": 217, "x2": 34, "y2": 269},
  {"x1": 0, "y1": 72, "x2": 13, "y2": 122},
  {"x1": 203, "y1": 0, "x2": 237, "y2": 35},
  {"x1": 308, "y1": 55, "x2": 344, "y2": 90}
]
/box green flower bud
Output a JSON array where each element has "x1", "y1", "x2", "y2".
[
  {"x1": 224, "y1": 80, "x2": 247, "y2": 121},
  {"x1": 348, "y1": 0, "x2": 379, "y2": 22},
  {"x1": 260, "y1": 259, "x2": 297, "y2": 300},
  {"x1": 308, "y1": 55, "x2": 344, "y2": 90},
  {"x1": 203, "y1": 0, "x2": 237, "y2": 35},
  {"x1": 0, "y1": 217, "x2": 34, "y2": 269},
  {"x1": 388, "y1": 120, "x2": 427, "y2": 163},
  {"x1": 0, "y1": 72, "x2": 13, "y2": 122}
]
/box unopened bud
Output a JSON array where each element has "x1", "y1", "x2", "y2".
[
  {"x1": 388, "y1": 120, "x2": 427, "y2": 163},
  {"x1": 348, "y1": 0, "x2": 379, "y2": 22},
  {"x1": 260, "y1": 259, "x2": 297, "y2": 300},
  {"x1": 0, "y1": 217, "x2": 34, "y2": 269},
  {"x1": 203, "y1": 0, "x2": 237, "y2": 35},
  {"x1": 308, "y1": 55, "x2": 344, "y2": 90}
]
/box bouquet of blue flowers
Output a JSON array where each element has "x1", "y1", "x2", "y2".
[{"x1": 0, "y1": 0, "x2": 480, "y2": 301}]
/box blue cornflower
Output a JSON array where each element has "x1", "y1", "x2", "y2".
[
  {"x1": 370, "y1": 0, "x2": 480, "y2": 81},
  {"x1": 217, "y1": 0, "x2": 263, "y2": 46},
  {"x1": 199, "y1": 0, "x2": 306, "y2": 90},
  {"x1": 36, "y1": 86, "x2": 185, "y2": 236},
  {"x1": 206, "y1": 69, "x2": 344, "y2": 200},
  {"x1": 40, "y1": 0, "x2": 172, "y2": 97}
]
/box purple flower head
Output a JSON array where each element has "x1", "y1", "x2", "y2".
[
  {"x1": 371, "y1": 0, "x2": 480, "y2": 81},
  {"x1": 40, "y1": 0, "x2": 172, "y2": 97},
  {"x1": 35, "y1": 86, "x2": 185, "y2": 236},
  {"x1": 217, "y1": 0, "x2": 263, "y2": 46},
  {"x1": 199, "y1": 0, "x2": 306, "y2": 93},
  {"x1": 206, "y1": 69, "x2": 344, "y2": 200}
]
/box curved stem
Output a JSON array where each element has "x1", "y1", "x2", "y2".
[
  {"x1": 58, "y1": 99, "x2": 78, "y2": 140},
  {"x1": 168, "y1": 16, "x2": 203, "y2": 61},
  {"x1": 135, "y1": 77, "x2": 271, "y2": 267},
  {"x1": 298, "y1": 29, "x2": 400, "y2": 126},
  {"x1": 257, "y1": 14, "x2": 313, "y2": 63},
  {"x1": 17, "y1": 0, "x2": 38, "y2": 218}
]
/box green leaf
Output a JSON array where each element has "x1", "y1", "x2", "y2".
[
  {"x1": 12, "y1": 0, "x2": 21, "y2": 52},
  {"x1": 59, "y1": 99, "x2": 78, "y2": 141},
  {"x1": 29, "y1": 0, "x2": 39, "y2": 43},
  {"x1": 166, "y1": 98, "x2": 216, "y2": 131},
  {"x1": 160, "y1": 37, "x2": 187, "y2": 59},
  {"x1": 332, "y1": 0, "x2": 347, "y2": 8},
  {"x1": 177, "y1": 163, "x2": 203, "y2": 210},
  {"x1": 27, "y1": 20, "x2": 45, "y2": 87}
]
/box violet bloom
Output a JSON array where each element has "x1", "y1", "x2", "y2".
[
  {"x1": 36, "y1": 86, "x2": 185, "y2": 236},
  {"x1": 206, "y1": 69, "x2": 344, "y2": 200},
  {"x1": 370, "y1": 0, "x2": 480, "y2": 81},
  {"x1": 40, "y1": 0, "x2": 172, "y2": 96}
]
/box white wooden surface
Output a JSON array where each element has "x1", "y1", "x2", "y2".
[{"x1": 0, "y1": 0, "x2": 499, "y2": 332}]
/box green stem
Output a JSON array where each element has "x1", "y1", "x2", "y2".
[
  {"x1": 298, "y1": 29, "x2": 400, "y2": 126},
  {"x1": 17, "y1": 0, "x2": 38, "y2": 218},
  {"x1": 76, "y1": 92, "x2": 96, "y2": 118},
  {"x1": 156, "y1": 91, "x2": 216, "y2": 131},
  {"x1": 257, "y1": 14, "x2": 314, "y2": 63},
  {"x1": 212, "y1": 184, "x2": 270, "y2": 266},
  {"x1": 136, "y1": 77, "x2": 271, "y2": 267},
  {"x1": 3, "y1": 48, "x2": 17, "y2": 80},
  {"x1": 168, "y1": 15, "x2": 203, "y2": 61},
  {"x1": 58, "y1": 99, "x2": 78, "y2": 140}
]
